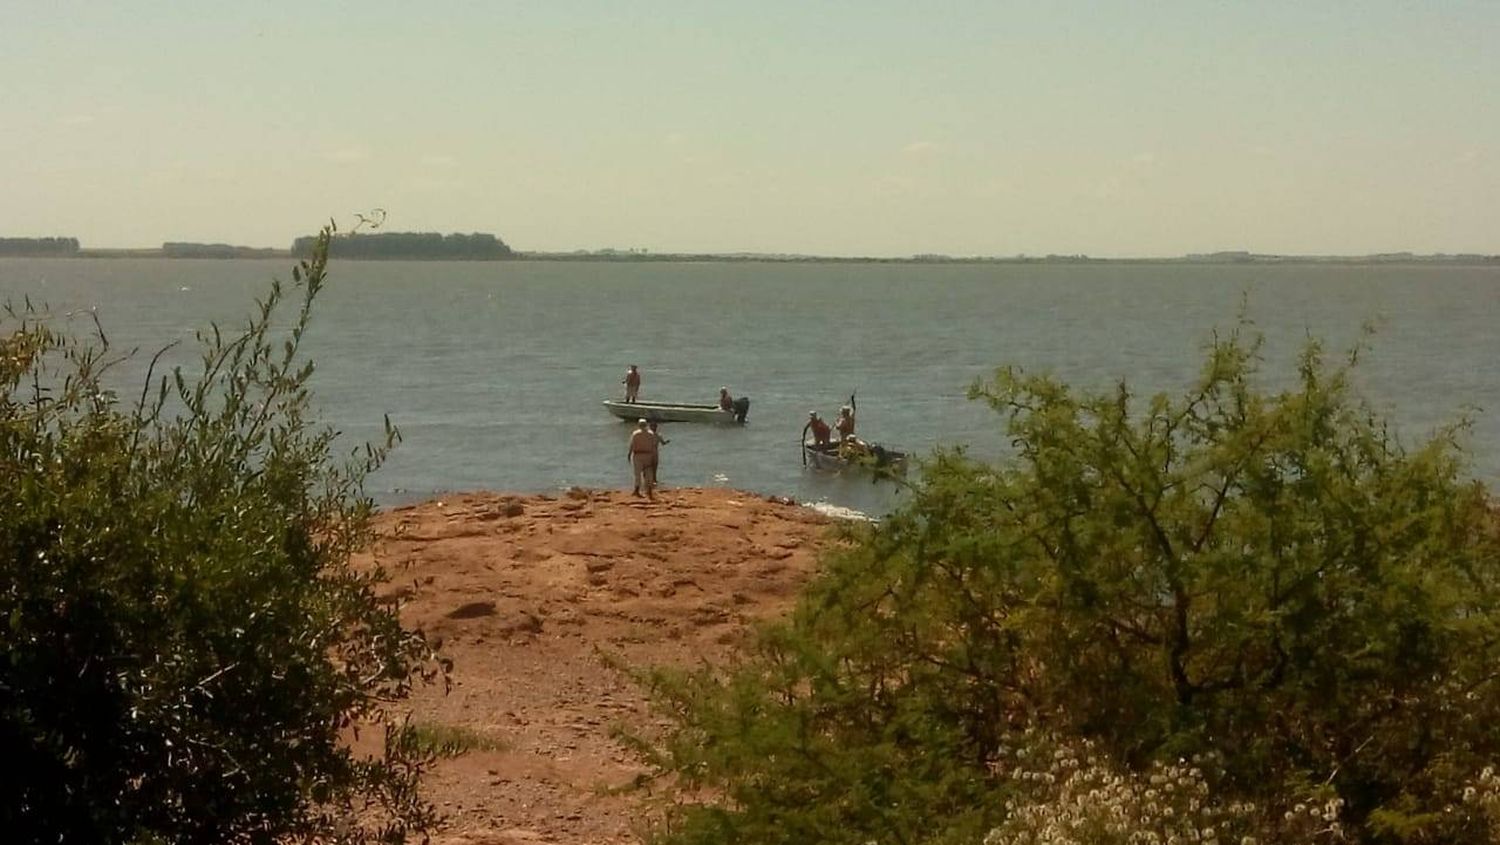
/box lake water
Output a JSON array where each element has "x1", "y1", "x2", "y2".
[{"x1": 2, "y1": 258, "x2": 1496, "y2": 517}]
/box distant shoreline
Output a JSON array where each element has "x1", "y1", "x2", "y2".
[{"x1": 5, "y1": 249, "x2": 1497, "y2": 267}]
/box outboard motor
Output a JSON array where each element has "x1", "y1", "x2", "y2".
[{"x1": 731, "y1": 396, "x2": 751, "y2": 424}]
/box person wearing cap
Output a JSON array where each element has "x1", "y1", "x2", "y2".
[
  {"x1": 627, "y1": 418, "x2": 658, "y2": 499},
  {"x1": 717, "y1": 387, "x2": 734, "y2": 412},
  {"x1": 622, "y1": 364, "x2": 641, "y2": 403},
  {"x1": 802, "y1": 411, "x2": 832, "y2": 446},
  {"x1": 835, "y1": 403, "x2": 856, "y2": 441},
  {"x1": 647, "y1": 421, "x2": 669, "y2": 486}
]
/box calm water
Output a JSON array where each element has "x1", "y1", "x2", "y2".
[{"x1": 2, "y1": 258, "x2": 1497, "y2": 516}]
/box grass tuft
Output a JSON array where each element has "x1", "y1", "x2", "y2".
[{"x1": 409, "y1": 722, "x2": 507, "y2": 758}]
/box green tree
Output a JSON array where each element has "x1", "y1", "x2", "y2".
[
  {"x1": 1, "y1": 225, "x2": 445, "y2": 843},
  {"x1": 289, "y1": 230, "x2": 513, "y2": 259},
  {"x1": 633, "y1": 328, "x2": 1500, "y2": 845},
  {"x1": 0, "y1": 236, "x2": 80, "y2": 255}
]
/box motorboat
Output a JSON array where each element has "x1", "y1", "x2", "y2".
[{"x1": 602, "y1": 397, "x2": 749, "y2": 424}]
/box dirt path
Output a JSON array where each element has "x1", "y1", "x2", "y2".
[{"x1": 363, "y1": 487, "x2": 834, "y2": 845}]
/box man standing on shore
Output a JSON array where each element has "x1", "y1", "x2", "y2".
[
  {"x1": 623, "y1": 365, "x2": 641, "y2": 403},
  {"x1": 647, "y1": 421, "x2": 669, "y2": 487},
  {"x1": 628, "y1": 418, "x2": 657, "y2": 499}
]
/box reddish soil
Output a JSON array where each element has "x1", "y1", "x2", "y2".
[{"x1": 362, "y1": 487, "x2": 835, "y2": 845}]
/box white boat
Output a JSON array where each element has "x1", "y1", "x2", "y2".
[
  {"x1": 802, "y1": 440, "x2": 908, "y2": 475},
  {"x1": 602, "y1": 398, "x2": 749, "y2": 424}
]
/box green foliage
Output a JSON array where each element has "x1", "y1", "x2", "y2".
[
  {"x1": 0, "y1": 236, "x2": 80, "y2": 256},
  {"x1": 290, "y1": 229, "x2": 513, "y2": 260},
  {"x1": 634, "y1": 327, "x2": 1500, "y2": 844},
  {"x1": 408, "y1": 722, "x2": 506, "y2": 758},
  {"x1": 0, "y1": 226, "x2": 445, "y2": 843}
]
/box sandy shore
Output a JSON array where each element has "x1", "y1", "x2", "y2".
[{"x1": 360, "y1": 487, "x2": 836, "y2": 845}]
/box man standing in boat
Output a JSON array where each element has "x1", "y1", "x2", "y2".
[
  {"x1": 803, "y1": 411, "x2": 832, "y2": 446},
  {"x1": 623, "y1": 365, "x2": 641, "y2": 403},
  {"x1": 628, "y1": 418, "x2": 657, "y2": 499},
  {"x1": 718, "y1": 387, "x2": 734, "y2": 411},
  {"x1": 835, "y1": 396, "x2": 856, "y2": 442}
]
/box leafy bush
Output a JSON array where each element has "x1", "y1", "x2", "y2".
[
  {"x1": 632, "y1": 328, "x2": 1500, "y2": 845},
  {"x1": 0, "y1": 227, "x2": 444, "y2": 843},
  {"x1": 982, "y1": 733, "x2": 1343, "y2": 845}
]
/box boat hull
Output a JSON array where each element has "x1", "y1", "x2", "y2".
[
  {"x1": 802, "y1": 441, "x2": 908, "y2": 475},
  {"x1": 603, "y1": 400, "x2": 741, "y2": 424}
]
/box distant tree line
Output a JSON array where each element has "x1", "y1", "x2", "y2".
[
  {"x1": 290, "y1": 231, "x2": 513, "y2": 260},
  {"x1": 162, "y1": 242, "x2": 282, "y2": 259},
  {"x1": 0, "y1": 237, "x2": 79, "y2": 256}
]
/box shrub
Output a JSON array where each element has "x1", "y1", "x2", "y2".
[
  {"x1": 982, "y1": 733, "x2": 1342, "y2": 845},
  {"x1": 0, "y1": 226, "x2": 444, "y2": 843},
  {"x1": 632, "y1": 328, "x2": 1500, "y2": 844}
]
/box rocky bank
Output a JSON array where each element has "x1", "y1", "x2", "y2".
[{"x1": 361, "y1": 487, "x2": 837, "y2": 845}]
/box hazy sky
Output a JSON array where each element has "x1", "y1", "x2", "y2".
[{"x1": 2, "y1": 1, "x2": 1496, "y2": 256}]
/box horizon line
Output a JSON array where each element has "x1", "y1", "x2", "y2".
[{"x1": 4, "y1": 235, "x2": 1498, "y2": 263}]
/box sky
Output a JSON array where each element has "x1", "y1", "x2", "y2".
[{"x1": 1, "y1": 1, "x2": 1496, "y2": 257}]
